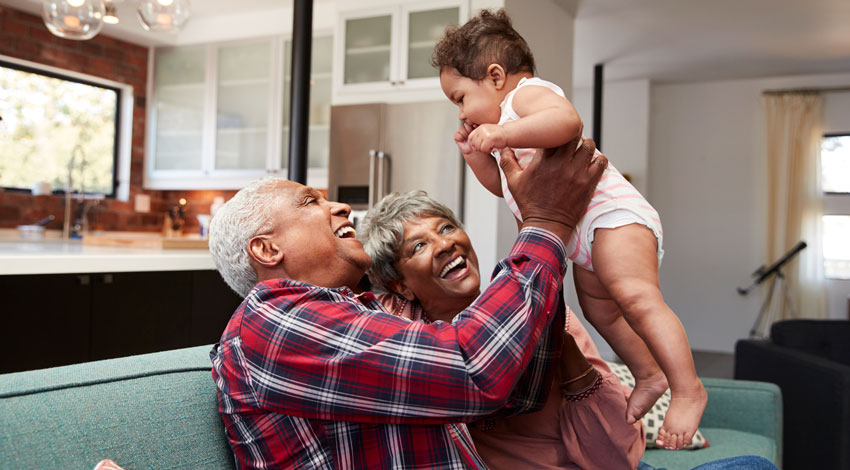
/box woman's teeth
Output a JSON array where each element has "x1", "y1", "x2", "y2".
[
  {"x1": 334, "y1": 226, "x2": 355, "y2": 238},
  {"x1": 440, "y1": 256, "x2": 465, "y2": 278}
]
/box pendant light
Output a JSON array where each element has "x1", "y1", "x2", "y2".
[
  {"x1": 41, "y1": 0, "x2": 105, "y2": 40},
  {"x1": 103, "y1": 0, "x2": 119, "y2": 24},
  {"x1": 137, "y1": 0, "x2": 191, "y2": 32}
]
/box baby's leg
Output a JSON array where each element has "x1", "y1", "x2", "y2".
[
  {"x1": 573, "y1": 266, "x2": 667, "y2": 423},
  {"x1": 592, "y1": 223, "x2": 706, "y2": 450}
]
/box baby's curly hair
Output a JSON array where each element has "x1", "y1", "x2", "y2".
[{"x1": 432, "y1": 9, "x2": 535, "y2": 81}]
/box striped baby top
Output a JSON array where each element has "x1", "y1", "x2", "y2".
[{"x1": 494, "y1": 77, "x2": 662, "y2": 271}]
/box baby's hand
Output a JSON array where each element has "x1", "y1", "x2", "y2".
[
  {"x1": 454, "y1": 122, "x2": 475, "y2": 155},
  {"x1": 468, "y1": 124, "x2": 507, "y2": 154}
]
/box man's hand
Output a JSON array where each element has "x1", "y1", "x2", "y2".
[
  {"x1": 500, "y1": 138, "x2": 607, "y2": 243},
  {"x1": 468, "y1": 124, "x2": 508, "y2": 154}
]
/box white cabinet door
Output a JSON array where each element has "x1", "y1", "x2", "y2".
[
  {"x1": 150, "y1": 47, "x2": 207, "y2": 173},
  {"x1": 335, "y1": 7, "x2": 398, "y2": 95},
  {"x1": 400, "y1": 1, "x2": 465, "y2": 89},
  {"x1": 214, "y1": 40, "x2": 274, "y2": 175},
  {"x1": 334, "y1": 0, "x2": 466, "y2": 104}
]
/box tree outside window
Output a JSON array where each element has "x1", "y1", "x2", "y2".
[{"x1": 0, "y1": 62, "x2": 118, "y2": 196}]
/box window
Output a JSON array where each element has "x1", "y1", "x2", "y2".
[
  {"x1": 0, "y1": 58, "x2": 126, "y2": 197},
  {"x1": 821, "y1": 134, "x2": 850, "y2": 279}
]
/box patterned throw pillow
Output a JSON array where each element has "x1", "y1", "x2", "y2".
[{"x1": 605, "y1": 361, "x2": 709, "y2": 450}]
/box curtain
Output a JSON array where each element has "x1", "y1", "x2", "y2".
[{"x1": 763, "y1": 93, "x2": 826, "y2": 326}]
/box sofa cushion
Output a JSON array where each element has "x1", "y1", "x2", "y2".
[
  {"x1": 642, "y1": 428, "x2": 777, "y2": 469},
  {"x1": 0, "y1": 346, "x2": 234, "y2": 470}
]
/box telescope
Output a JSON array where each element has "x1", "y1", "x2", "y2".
[{"x1": 737, "y1": 241, "x2": 807, "y2": 338}]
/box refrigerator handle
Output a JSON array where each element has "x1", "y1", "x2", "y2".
[
  {"x1": 368, "y1": 149, "x2": 377, "y2": 207},
  {"x1": 377, "y1": 151, "x2": 389, "y2": 203}
]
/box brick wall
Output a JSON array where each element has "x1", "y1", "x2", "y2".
[{"x1": 0, "y1": 6, "x2": 236, "y2": 233}]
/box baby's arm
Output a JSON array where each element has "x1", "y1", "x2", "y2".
[
  {"x1": 468, "y1": 85, "x2": 582, "y2": 154},
  {"x1": 455, "y1": 122, "x2": 503, "y2": 197}
]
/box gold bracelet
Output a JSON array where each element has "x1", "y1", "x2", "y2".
[{"x1": 561, "y1": 364, "x2": 595, "y2": 387}]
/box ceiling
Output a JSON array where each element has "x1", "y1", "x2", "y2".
[
  {"x1": 572, "y1": 0, "x2": 850, "y2": 87},
  {"x1": 4, "y1": 0, "x2": 850, "y2": 87}
]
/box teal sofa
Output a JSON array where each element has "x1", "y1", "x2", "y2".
[{"x1": 0, "y1": 346, "x2": 781, "y2": 470}]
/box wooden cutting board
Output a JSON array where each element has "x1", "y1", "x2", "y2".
[{"x1": 82, "y1": 233, "x2": 209, "y2": 249}]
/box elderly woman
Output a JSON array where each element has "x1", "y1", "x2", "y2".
[{"x1": 358, "y1": 190, "x2": 645, "y2": 469}]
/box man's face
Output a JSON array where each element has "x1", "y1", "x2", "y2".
[{"x1": 264, "y1": 181, "x2": 371, "y2": 288}]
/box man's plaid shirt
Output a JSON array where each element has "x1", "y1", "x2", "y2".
[{"x1": 210, "y1": 227, "x2": 568, "y2": 469}]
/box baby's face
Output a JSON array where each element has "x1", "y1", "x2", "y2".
[{"x1": 440, "y1": 68, "x2": 502, "y2": 128}]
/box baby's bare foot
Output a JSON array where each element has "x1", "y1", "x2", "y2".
[
  {"x1": 656, "y1": 380, "x2": 708, "y2": 450},
  {"x1": 626, "y1": 371, "x2": 668, "y2": 424}
]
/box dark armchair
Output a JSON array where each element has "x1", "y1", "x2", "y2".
[{"x1": 734, "y1": 319, "x2": 850, "y2": 470}]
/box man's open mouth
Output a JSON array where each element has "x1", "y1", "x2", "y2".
[{"x1": 334, "y1": 226, "x2": 356, "y2": 238}]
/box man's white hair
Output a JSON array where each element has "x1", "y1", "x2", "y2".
[{"x1": 208, "y1": 177, "x2": 287, "y2": 297}]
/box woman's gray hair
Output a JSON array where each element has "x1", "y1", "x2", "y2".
[
  {"x1": 357, "y1": 190, "x2": 462, "y2": 291},
  {"x1": 208, "y1": 177, "x2": 285, "y2": 297}
]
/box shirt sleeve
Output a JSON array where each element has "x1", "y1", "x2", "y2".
[
  {"x1": 232, "y1": 226, "x2": 568, "y2": 425},
  {"x1": 490, "y1": 290, "x2": 565, "y2": 417}
]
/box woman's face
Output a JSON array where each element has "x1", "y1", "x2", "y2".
[{"x1": 392, "y1": 215, "x2": 481, "y2": 321}]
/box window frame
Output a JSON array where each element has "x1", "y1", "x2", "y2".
[
  {"x1": 821, "y1": 132, "x2": 850, "y2": 279},
  {"x1": 0, "y1": 54, "x2": 134, "y2": 201}
]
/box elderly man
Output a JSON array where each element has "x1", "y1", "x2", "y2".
[{"x1": 208, "y1": 140, "x2": 606, "y2": 469}]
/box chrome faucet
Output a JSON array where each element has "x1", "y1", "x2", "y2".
[{"x1": 63, "y1": 144, "x2": 101, "y2": 239}]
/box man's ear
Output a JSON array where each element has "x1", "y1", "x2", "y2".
[
  {"x1": 248, "y1": 236, "x2": 284, "y2": 267},
  {"x1": 388, "y1": 280, "x2": 416, "y2": 302},
  {"x1": 487, "y1": 63, "x2": 506, "y2": 90}
]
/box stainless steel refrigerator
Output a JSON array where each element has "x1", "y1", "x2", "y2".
[{"x1": 328, "y1": 101, "x2": 464, "y2": 224}]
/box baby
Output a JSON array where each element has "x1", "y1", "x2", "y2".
[{"x1": 433, "y1": 9, "x2": 706, "y2": 450}]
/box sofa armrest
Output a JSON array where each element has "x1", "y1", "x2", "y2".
[
  {"x1": 700, "y1": 376, "x2": 782, "y2": 443},
  {"x1": 735, "y1": 339, "x2": 850, "y2": 470}
]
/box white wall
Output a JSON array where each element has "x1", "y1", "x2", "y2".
[{"x1": 646, "y1": 72, "x2": 850, "y2": 354}]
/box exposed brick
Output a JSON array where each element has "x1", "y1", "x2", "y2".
[{"x1": 4, "y1": 18, "x2": 26, "y2": 35}]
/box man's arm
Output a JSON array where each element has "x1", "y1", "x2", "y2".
[
  {"x1": 223, "y1": 139, "x2": 606, "y2": 424},
  {"x1": 230, "y1": 227, "x2": 566, "y2": 424}
]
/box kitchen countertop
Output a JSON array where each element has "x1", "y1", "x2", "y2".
[{"x1": 0, "y1": 238, "x2": 215, "y2": 275}]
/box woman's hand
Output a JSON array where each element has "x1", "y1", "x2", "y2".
[{"x1": 500, "y1": 138, "x2": 607, "y2": 243}]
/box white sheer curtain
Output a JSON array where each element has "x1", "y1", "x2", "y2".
[{"x1": 763, "y1": 92, "x2": 826, "y2": 326}]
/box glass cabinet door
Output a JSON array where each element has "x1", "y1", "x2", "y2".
[
  {"x1": 406, "y1": 7, "x2": 460, "y2": 80},
  {"x1": 215, "y1": 41, "x2": 272, "y2": 170},
  {"x1": 343, "y1": 14, "x2": 392, "y2": 85},
  {"x1": 152, "y1": 47, "x2": 206, "y2": 171},
  {"x1": 283, "y1": 35, "x2": 333, "y2": 183}
]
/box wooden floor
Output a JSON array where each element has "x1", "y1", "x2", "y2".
[{"x1": 692, "y1": 350, "x2": 735, "y2": 379}]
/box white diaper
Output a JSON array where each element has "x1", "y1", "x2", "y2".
[{"x1": 574, "y1": 208, "x2": 665, "y2": 271}]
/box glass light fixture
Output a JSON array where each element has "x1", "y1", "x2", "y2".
[
  {"x1": 137, "y1": 0, "x2": 190, "y2": 32},
  {"x1": 42, "y1": 0, "x2": 105, "y2": 40},
  {"x1": 103, "y1": 0, "x2": 119, "y2": 24}
]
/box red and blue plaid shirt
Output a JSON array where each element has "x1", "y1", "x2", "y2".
[{"x1": 210, "y1": 227, "x2": 568, "y2": 469}]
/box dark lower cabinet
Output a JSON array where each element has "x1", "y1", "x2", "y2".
[{"x1": 0, "y1": 270, "x2": 242, "y2": 374}]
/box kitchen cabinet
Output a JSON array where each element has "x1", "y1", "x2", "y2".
[
  {"x1": 333, "y1": 0, "x2": 467, "y2": 104},
  {"x1": 0, "y1": 270, "x2": 242, "y2": 374},
  {"x1": 147, "y1": 35, "x2": 333, "y2": 190}
]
